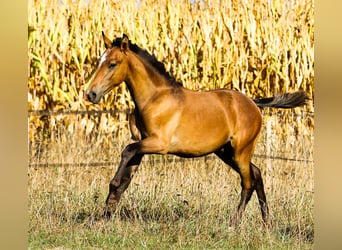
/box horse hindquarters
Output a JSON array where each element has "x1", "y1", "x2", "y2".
[
  {"x1": 213, "y1": 91, "x2": 269, "y2": 224},
  {"x1": 215, "y1": 142, "x2": 269, "y2": 225}
]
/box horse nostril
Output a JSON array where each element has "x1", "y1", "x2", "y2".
[{"x1": 87, "y1": 91, "x2": 97, "y2": 102}]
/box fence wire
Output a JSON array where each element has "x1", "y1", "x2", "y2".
[
  {"x1": 28, "y1": 109, "x2": 314, "y2": 118},
  {"x1": 28, "y1": 108, "x2": 314, "y2": 168},
  {"x1": 28, "y1": 152, "x2": 313, "y2": 168}
]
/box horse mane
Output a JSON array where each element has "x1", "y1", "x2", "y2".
[{"x1": 112, "y1": 36, "x2": 182, "y2": 87}]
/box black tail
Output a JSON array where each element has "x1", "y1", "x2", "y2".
[{"x1": 253, "y1": 91, "x2": 310, "y2": 109}]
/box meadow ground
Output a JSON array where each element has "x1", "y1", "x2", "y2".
[{"x1": 28, "y1": 111, "x2": 313, "y2": 249}]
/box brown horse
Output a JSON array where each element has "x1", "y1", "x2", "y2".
[{"x1": 86, "y1": 33, "x2": 309, "y2": 225}]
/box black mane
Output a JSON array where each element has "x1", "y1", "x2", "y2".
[{"x1": 112, "y1": 36, "x2": 182, "y2": 87}]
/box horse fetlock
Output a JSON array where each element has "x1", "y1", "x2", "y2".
[
  {"x1": 111, "y1": 177, "x2": 121, "y2": 188},
  {"x1": 260, "y1": 208, "x2": 271, "y2": 227},
  {"x1": 104, "y1": 202, "x2": 117, "y2": 220},
  {"x1": 106, "y1": 190, "x2": 116, "y2": 202},
  {"x1": 261, "y1": 204, "x2": 270, "y2": 221}
]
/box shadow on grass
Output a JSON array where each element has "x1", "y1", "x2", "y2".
[
  {"x1": 278, "y1": 224, "x2": 314, "y2": 244},
  {"x1": 69, "y1": 199, "x2": 218, "y2": 226}
]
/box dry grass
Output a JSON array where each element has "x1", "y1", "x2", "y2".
[
  {"x1": 28, "y1": 162, "x2": 313, "y2": 249},
  {"x1": 28, "y1": 111, "x2": 313, "y2": 248}
]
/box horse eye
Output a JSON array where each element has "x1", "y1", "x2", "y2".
[{"x1": 109, "y1": 63, "x2": 116, "y2": 69}]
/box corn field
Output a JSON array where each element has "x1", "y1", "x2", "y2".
[
  {"x1": 28, "y1": 0, "x2": 314, "y2": 248},
  {"x1": 28, "y1": 0, "x2": 314, "y2": 129}
]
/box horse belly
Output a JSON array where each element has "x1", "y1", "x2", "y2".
[{"x1": 168, "y1": 114, "x2": 230, "y2": 157}]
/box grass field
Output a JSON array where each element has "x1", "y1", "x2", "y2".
[{"x1": 28, "y1": 111, "x2": 314, "y2": 249}]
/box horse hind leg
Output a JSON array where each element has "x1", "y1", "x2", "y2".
[
  {"x1": 233, "y1": 160, "x2": 270, "y2": 226},
  {"x1": 215, "y1": 144, "x2": 253, "y2": 225},
  {"x1": 232, "y1": 152, "x2": 272, "y2": 226},
  {"x1": 215, "y1": 143, "x2": 260, "y2": 226},
  {"x1": 250, "y1": 162, "x2": 270, "y2": 225},
  {"x1": 233, "y1": 159, "x2": 255, "y2": 226}
]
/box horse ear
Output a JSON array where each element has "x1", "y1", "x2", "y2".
[
  {"x1": 102, "y1": 31, "x2": 112, "y2": 49},
  {"x1": 120, "y1": 34, "x2": 129, "y2": 54}
]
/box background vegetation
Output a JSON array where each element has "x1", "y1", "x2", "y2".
[{"x1": 28, "y1": 0, "x2": 314, "y2": 248}]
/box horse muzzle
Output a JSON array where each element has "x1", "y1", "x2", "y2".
[{"x1": 86, "y1": 90, "x2": 102, "y2": 104}]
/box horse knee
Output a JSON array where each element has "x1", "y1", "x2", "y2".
[
  {"x1": 239, "y1": 166, "x2": 261, "y2": 195},
  {"x1": 121, "y1": 143, "x2": 139, "y2": 159}
]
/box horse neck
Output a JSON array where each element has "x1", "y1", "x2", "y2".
[{"x1": 125, "y1": 52, "x2": 173, "y2": 111}]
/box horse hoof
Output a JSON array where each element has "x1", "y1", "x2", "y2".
[
  {"x1": 262, "y1": 218, "x2": 272, "y2": 228},
  {"x1": 228, "y1": 216, "x2": 241, "y2": 228},
  {"x1": 104, "y1": 210, "x2": 112, "y2": 220}
]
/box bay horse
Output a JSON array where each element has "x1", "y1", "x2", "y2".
[{"x1": 85, "y1": 33, "x2": 309, "y2": 225}]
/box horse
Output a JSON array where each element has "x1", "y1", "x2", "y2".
[{"x1": 85, "y1": 33, "x2": 309, "y2": 226}]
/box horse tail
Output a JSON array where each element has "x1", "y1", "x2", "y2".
[{"x1": 253, "y1": 91, "x2": 310, "y2": 109}]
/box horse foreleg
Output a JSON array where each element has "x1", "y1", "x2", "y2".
[
  {"x1": 112, "y1": 137, "x2": 169, "y2": 187},
  {"x1": 105, "y1": 154, "x2": 143, "y2": 218},
  {"x1": 111, "y1": 142, "x2": 141, "y2": 187},
  {"x1": 106, "y1": 136, "x2": 168, "y2": 218}
]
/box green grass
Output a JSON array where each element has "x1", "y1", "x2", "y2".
[{"x1": 29, "y1": 220, "x2": 313, "y2": 249}]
